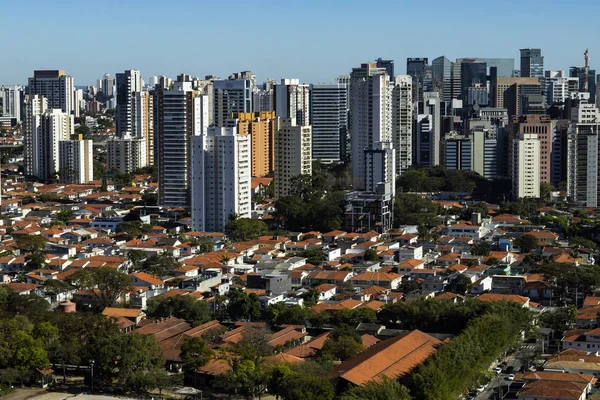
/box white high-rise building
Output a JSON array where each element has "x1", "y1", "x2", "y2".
[
  {"x1": 0, "y1": 85, "x2": 24, "y2": 122},
  {"x1": 32, "y1": 109, "x2": 74, "y2": 182},
  {"x1": 512, "y1": 132, "x2": 540, "y2": 198},
  {"x1": 107, "y1": 137, "x2": 147, "y2": 174},
  {"x1": 28, "y1": 70, "x2": 75, "y2": 116},
  {"x1": 156, "y1": 82, "x2": 206, "y2": 207},
  {"x1": 274, "y1": 118, "x2": 312, "y2": 198},
  {"x1": 24, "y1": 95, "x2": 48, "y2": 176},
  {"x1": 309, "y1": 83, "x2": 348, "y2": 163},
  {"x1": 102, "y1": 74, "x2": 115, "y2": 98},
  {"x1": 545, "y1": 71, "x2": 579, "y2": 104},
  {"x1": 116, "y1": 70, "x2": 143, "y2": 138},
  {"x1": 350, "y1": 63, "x2": 392, "y2": 190},
  {"x1": 191, "y1": 127, "x2": 251, "y2": 232},
  {"x1": 58, "y1": 139, "x2": 93, "y2": 184},
  {"x1": 274, "y1": 79, "x2": 310, "y2": 126},
  {"x1": 132, "y1": 91, "x2": 154, "y2": 165},
  {"x1": 567, "y1": 96, "x2": 600, "y2": 207},
  {"x1": 392, "y1": 75, "x2": 413, "y2": 175}
]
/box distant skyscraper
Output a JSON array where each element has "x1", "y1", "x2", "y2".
[
  {"x1": 520, "y1": 49, "x2": 544, "y2": 78},
  {"x1": 24, "y1": 95, "x2": 47, "y2": 177},
  {"x1": 545, "y1": 71, "x2": 579, "y2": 104},
  {"x1": 376, "y1": 58, "x2": 395, "y2": 80},
  {"x1": 102, "y1": 74, "x2": 115, "y2": 98},
  {"x1": 274, "y1": 118, "x2": 312, "y2": 198},
  {"x1": 567, "y1": 96, "x2": 600, "y2": 207},
  {"x1": 0, "y1": 85, "x2": 24, "y2": 122},
  {"x1": 213, "y1": 79, "x2": 253, "y2": 127},
  {"x1": 27, "y1": 70, "x2": 75, "y2": 116},
  {"x1": 107, "y1": 137, "x2": 147, "y2": 174},
  {"x1": 156, "y1": 82, "x2": 206, "y2": 207},
  {"x1": 58, "y1": 139, "x2": 94, "y2": 184},
  {"x1": 26, "y1": 107, "x2": 74, "y2": 182},
  {"x1": 460, "y1": 60, "x2": 487, "y2": 102},
  {"x1": 364, "y1": 141, "x2": 395, "y2": 195},
  {"x1": 476, "y1": 58, "x2": 515, "y2": 77},
  {"x1": 416, "y1": 92, "x2": 441, "y2": 167},
  {"x1": 443, "y1": 133, "x2": 472, "y2": 171},
  {"x1": 191, "y1": 127, "x2": 251, "y2": 232},
  {"x1": 392, "y1": 75, "x2": 413, "y2": 175},
  {"x1": 274, "y1": 79, "x2": 310, "y2": 126},
  {"x1": 432, "y1": 56, "x2": 453, "y2": 102},
  {"x1": 310, "y1": 83, "x2": 348, "y2": 163},
  {"x1": 511, "y1": 115, "x2": 553, "y2": 185},
  {"x1": 350, "y1": 63, "x2": 392, "y2": 189},
  {"x1": 512, "y1": 132, "x2": 541, "y2": 198},
  {"x1": 116, "y1": 70, "x2": 143, "y2": 137},
  {"x1": 407, "y1": 58, "x2": 429, "y2": 101},
  {"x1": 233, "y1": 111, "x2": 277, "y2": 177},
  {"x1": 570, "y1": 66, "x2": 597, "y2": 102},
  {"x1": 491, "y1": 77, "x2": 542, "y2": 118}
]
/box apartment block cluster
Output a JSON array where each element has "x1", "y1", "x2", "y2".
[{"x1": 1, "y1": 47, "x2": 599, "y2": 234}]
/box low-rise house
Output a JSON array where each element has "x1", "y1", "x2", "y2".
[
  {"x1": 477, "y1": 293, "x2": 530, "y2": 307},
  {"x1": 102, "y1": 307, "x2": 146, "y2": 325},
  {"x1": 397, "y1": 245, "x2": 423, "y2": 261},
  {"x1": 308, "y1": 270, "x2": 354, "y2": 286},
  {"x1": 350, "y1": 271, "x2": 403, "y2": 290},
  {"x1": 544, "y1": 349, "x2": 600, "y2": 377},
  {"x1": 316, "y1": 284, "x2": 337, "y2": 301},
  {"x1": 516, "y1": 380, "x2": 587, "y2": 400},
  {"x1": 329, "y1": 330, "x2": 441, "y2": 391}
]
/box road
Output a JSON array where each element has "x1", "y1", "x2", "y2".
[{"x1": 473, "y1": 343, "x2": 538, "y2": 400}]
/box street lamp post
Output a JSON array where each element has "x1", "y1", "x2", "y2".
[{"x1": 89, "y1": 359, "x2": 95, "y2": 394}]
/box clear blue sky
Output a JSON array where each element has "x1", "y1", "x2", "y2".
[{"x1": 3, "y1": 0, "x2": 599, "y2": 86}]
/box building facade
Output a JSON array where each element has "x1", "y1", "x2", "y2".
[
  {"x1": 191, "y1": 127, "x2": 251, "y2": 232},
  {"x1": 27, "y1": 70, "x2": 75, "y2": 116},
  {"x1": 213, "y1": 79, "x2": 253, "y2": 127},
  {"x1": 274, "y1": 79, "x2": 310, "y2": 126},
  {"x1": 350, "y1": 63, "x2": 392, "y2": 189},
  {"x1": 512, "y1": 133, "x2": 541, "y2": 199},
  {"x1": 392, "y1": 75, "x2": 413, "y2": 175},
  {"x1": 234, "y1": 111, "x2": 276, "y2": 177},
  {"x1": 58, "y1": 139, "x2": 94, "y2": 184},
  {"x1": 520, "y1": 49, "x2": 544, "y2": 79},
  {"x1": 116, "y1": 69, "x2": 143, "y2": 137},
  {"x1": 274, "y1": 118, "x2": 312, "y2": 198},
  {"x1": 156, "y1": 82, "x2": 205, "y2": 207},
  {"x1": 309, "y1": 83, "x2": 348, "y2": 163}
]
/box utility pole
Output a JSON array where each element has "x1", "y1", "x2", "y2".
[{"x1": 89, "y1": 359, "x2": 95, "y2": 394}]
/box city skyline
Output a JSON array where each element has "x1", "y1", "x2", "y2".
[{"x1": 3, "y1": 0, "x2": 600, "y2": 85}]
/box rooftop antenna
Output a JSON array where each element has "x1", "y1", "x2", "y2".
[{"x1": 584, "y1": 49, "x2": 590, "y2": 93}]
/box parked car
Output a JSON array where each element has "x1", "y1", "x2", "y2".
[
  {"x1": 476, "y1": 385, "x2": 486, "y2": 393},
  {"x1": 507, "y1": 374, "x2": 515, "y2": 381},
  {"x1": 494, "y1": 367, "x2": 502, "y2": 374}
]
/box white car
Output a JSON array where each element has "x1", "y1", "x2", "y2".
[
  {"x1": 493, "y1": 367, "x2": 502, "y2": 374},
  {"x1": 476, "y1": 385, "x2": 486, "y2": 393},
  {"x1": 507, "y1": 374, "x2": 515, "y2": 381}
]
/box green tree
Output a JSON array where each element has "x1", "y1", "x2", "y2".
[
  {"x1": 216, "y1": 359, "x2": 269, "y2": 399},
  {"x1": 364, "y1": 249, "x2": 379, "y2": 261},
  {"x1": 225, "y1": 217, "x2": 269, "y2": 242},
  {"x1": 514, "y1": 234, "x2": 539, "y2": 253},
  {"x1": 540, "y1": 305, "x2": 577, "y2": 335},
  {"x1": 179, "y1": 336, "x2": 213, "y2": 370},
  {"x1": 446, "y1": 274, "x2": 473, "y2": 295},
  {"x1": 339, "y1": 377, "x2": 411, "y2": 400},
  {"x1": 540, "y1": 183, "x2": 554, "y2": 202},
  {"x1": 195, "y1": 237, "x2": 214, "y2": 254},
  {"x1": 96, "y1": 333, "x2": 168, "y2": 393},
  {"x1": 68, "y1": 266, "x2": 132, "y2": 308},
  {"x1": 141, "y1": 192, "x2": 158, "y2": 206},
  {"x1": 296, "y1": 248, "x2": 325, "y2": 265},
  {"x1": 268, "y1": 363, "x2": 295, "y2": 400},
  {"x1": 471, "y1": 240, "x2": 491, "y2": 256},
  {"x1": 141, "y1": 253, "x2": 179, "y2": 277},
  {"x1": 227, "y1": 289, "x2": 261, "y2": 321},
  {"x1": 321, "y1": 334, "x2": 363, "y2": 361},
  {"x1": 279, "y1": 373, "x2": 334, "y2": 400},
  {"x1": 116, "y1": 221, "x2": 152, "y2": 239},
  {"x1": 55, "y1": 208, "x2": 75, "y2": 225},
  {"x1": 25, "y1": 252, "x2": 47, "y2": 271},
  {"x1": 15, "y1": 235, "x2": 48, "y2": 252},
  {"x1": 569, "y1": 236, "x2": 597, "y2": 249},
  {"x1": 146, "y1": 295, "x2": 212, "y2": 324},
  {"x1": 0, "y1": 317, "x2": 49, "y2": 384},
  {"x1": 265, "y1": 303, "x2": 310, "y2": 328}
]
